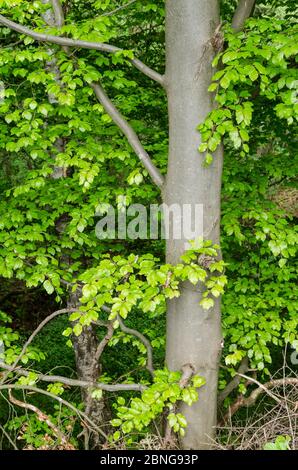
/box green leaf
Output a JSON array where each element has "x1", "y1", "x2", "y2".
[
  {"x1": 176, "y1": 413, "x2": 187, "y2": 428},
  {"x1": 222, "y1": 51, "x2": 238, "y2": 63},
  {"x1": 204, "y1": 153, "x2": 213, "y2": 166},
  {"x1": 220, "y1": 74, "x2": 230, "y2": 89},
  {"x1": 73, "y1": 323, "x2": 83, "y2": 337},
  {"x1": 208, "y1": 83, "x2": 218, "y2": 92},
  {"x1": 43, "y1": 280, "x2": 54, "y2": 295},
  {"x1": 229, "y1": 129, "x2": 242, "y2": 149},
  {"x1": 200, "y1": 297, "x2": 214, "y2": 310},
  {"x1": 82, "y1": 284, "x2": 97, "y2": 299},
  {"x1": 62, "y1": 327, "x2": 73, "y2": 337},
  {"x1": 167, "y1": 413, "x2": 177, "y2": 428},
  {"x1": 69, "y1": 312, "x2": 81, "y2": 322},
  {"x1": 91, "y1": 389, "x2": 103, "y2": 400},
  {"x1": 248, "y1": 66, "x2": 259, "y2": 81},
  {"x1": 192, "y1": 375, "x2": 206, "y2": 388}
]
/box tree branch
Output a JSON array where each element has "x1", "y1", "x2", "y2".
[
  {"x1": 0, "y1": 384, "x2": 108, "y2": 439},
  {"x1": 101, "y1": 0, "x2": 137, "y2": 17},
  {"x1": 0, "y1": 423, "x2": 18, "y2": 450},
  {"x1": 117, "y1": 316, "x2": 154, "y2": 375},
  {"x1": 232, "y1": 0, "x2": 256, "y2": 32},
  {"x1": 235, "y1": 372, "x2": 284, "y2": 404},
  {"x1": 219, "y1": 376, "x2": 298, "y2": 425},
  {"x1": 0, "y1": 307, "x2": 78, "y2": 385},
  {"x1": 0, "y1": 14, "x2": 165, "y2": 86},
  {"x1": 179, "y1": 363, "x2": 195, "y2": 388},
  {"x1": 218, "y1": 357, "x2": 249, "y2": 404},
  {"x1": 50, "y1": 0, "x2": 65, "y2": 27},
  {"x1": 0, "y1": 361, "x2": 147, "y2": 392},
  {"x1": 92, "y1": 322, "x2": 114, "y2": 367},
  {"x1": 97, "y1": 305, "x2": 155, "y2": 375},
  {"x1": 91, "y1": 81, "x2": 165, "y2": 189},
  {"x1": 8, "y1": 389, "x2": 72, "y2": 447}
]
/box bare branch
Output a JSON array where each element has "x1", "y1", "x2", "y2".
[
  {"x1": 218, "y1": 357, "x2": 249, "y2": 404},
  {"x1": 0, "y1": 14, "x2": 165, "y2": 86},
  {"x1": 236, "y1": 372, "x2": 284, "y2": 404},
  {"x1": 42, "y1": 0, "x2": 64, "y2": 28},
  {"x1": 0, "y1": 384, "x2": 108, "y2": 439},
  {"x1": 101, "y1": 0, "x2": 137, "y2": 17},
  {"x1": 0, "y1": 307, "x2": 78, "y2": 385},
  {"x1": 93, "y1": 319, "x2": 110, "y2": 328},
  {"x1": 0, "y1": 361, "x2": 147, "y2": 392},
  {"x1": 50, "y1": 0, "x2": 65, "y2": 27},
  {"x1": 220, "y1": 376, "x2": 298, "y2": 424},
  {"x1": 91, "y1": 82, "x2": 165, "y2": 188},
  {"x1": 96, "y1": 304, "x2": 155, "y2": 374},
  {"x1": 8, "y1": 389, "x2": 72, "y2": 447},
  {"x1": 130, "y1": 58, "x2": 165, "y2": 86},
  {"x1": 0, "y1": 423, "x2": 18, "y2": 450},
  {"x1": 93, "y1": 322, "x2": 114, "y2": 366},
  {"x1": 232, "y1": 0, "x2": 256, "y2": 32},
  {"x1": 117, "y1": 316, "x2": 154, "y2": 375}
]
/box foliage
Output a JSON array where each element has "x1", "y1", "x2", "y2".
[
  {"x1": 199, "y1": 18, "x2": 298, "y2": 164},
  {"x1": 6, "y1": 404, "x2": 78, "y2": 449},
  {"x1": 0, "y1": 311, "x2": 45, "y2": 365},
  {"x1": 264, "y1": 435, "x2": 291, "y2": 450},
  {"x1": 65, "y1": 239, "x2": 226, "y2": 339},
  {"x1": 111, "y1": 369, "x2": 205, "y2": 438},
  {"x1": 0, "y1": 0, "x2": 297, "y2": 449},
  {"x1": 199, "y1": 15, "x2": 298, "y2": 374}
]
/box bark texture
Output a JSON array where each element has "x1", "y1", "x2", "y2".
[
  {"x1": 68, "y1": 292, "x2": 108, "y2": 448},
  {"x1": 164, "y1": 0, "x2": 223, "y2": 449}
]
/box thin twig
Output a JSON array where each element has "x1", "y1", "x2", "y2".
[
  {"x1": 0, "y1": 308, "x2": 78, "y2": 384},
  {"x1": 0, "y1": 384, "x2": 108, "y2": 439},
  {"x1": 220, "y1": 376, "x2": 298, "y2": 424},
  {"x1": 8, "y1": 389, "x2": 72, "y2": 446},
  {"x1": 101, "y1": 0, "x2": 137, "y2": 17},
  {"x1": 0, "y1": 422, "x2": 18, "y2": 450},
  {"x1": 236, "y1": 373, "x2": 286, "y2": 404},
  {"x1": 218, "y1": 357, "x2": 249, "y2": 404},
  {"x1": 117, "y1": 316, "x2": 154, "y2": 375}
]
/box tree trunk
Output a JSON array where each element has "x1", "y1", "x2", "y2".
[
  {"x1": 68, "y1": 292, "x2": 108, "y2": 448},
  {"x1": 164, "y1": 0, "x2": 223, "y2": 449},
  {"x1": 41, "y1": 2, "x2": 108, "y2": 446}
]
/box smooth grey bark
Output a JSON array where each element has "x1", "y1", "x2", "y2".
[
  {"x1": 232, "y1": 0, "x2": 256, "y2": 31},
  {"x1": 164, "y1": 0, "x2": 223, "y2": 449},
  {"x1": 91, "y1": 82, "x2": 164, "y2": 189}
]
